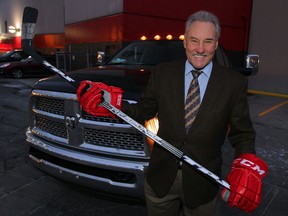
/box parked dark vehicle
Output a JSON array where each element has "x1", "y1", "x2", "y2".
[
  {"x1": 0, "y1": 56, "x2": 55, "y2": 78},
  {"x1": 0, "y1": 50, "x2": 29, "y2": 63},
  {"x1": 25, "y1": 40, "x2": 259, "y2": 200}
]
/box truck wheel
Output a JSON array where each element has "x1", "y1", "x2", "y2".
[{"x1": 11, "y1": 68, "x2": 24, "y2": 78}]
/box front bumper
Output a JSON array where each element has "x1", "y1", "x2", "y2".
[{"x1": 26, "y1": 129, "x2": 148, "y2": 200}]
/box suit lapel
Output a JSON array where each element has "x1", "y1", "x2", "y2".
[{"x1": 170, "y1": 60, "x2": 185, "y2": 128}]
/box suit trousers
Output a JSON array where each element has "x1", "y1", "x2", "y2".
[{"x1": 144, "y1": 169, "x2": 217, "y2": 216}]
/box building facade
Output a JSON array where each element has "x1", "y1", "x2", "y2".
[
  {"x1": 0, "y1": 0, "x2": 252, "y2": 59},
  {"x1": 0, "y1": 0, "x2": 287, "y2": 93}
]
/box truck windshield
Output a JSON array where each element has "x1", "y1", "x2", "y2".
[{"x1": 107, "y1": 40, "x2": 186, "y2": 66}]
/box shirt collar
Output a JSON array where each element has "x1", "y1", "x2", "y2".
[{"x1": 185, "y1": 60, "x2": 213, "y2": 78}]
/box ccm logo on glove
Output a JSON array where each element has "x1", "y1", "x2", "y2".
[{"x1": 234, "y1": 158, "x2": 266, "y2": 176}]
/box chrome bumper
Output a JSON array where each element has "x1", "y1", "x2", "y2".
[{"x1": 26, "y1": 130, "x2": 148, "y2": 200}]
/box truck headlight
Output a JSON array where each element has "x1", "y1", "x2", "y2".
[{"x1": 145, "y1": 117, "x2": 159, "y2": 151}]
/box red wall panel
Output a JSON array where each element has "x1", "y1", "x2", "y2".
[
  {"x1": 0, "y1": 33, "x2": 65, "y2": 53},
  {"x1": 122, "y1": 13, "x2": 185, "y2": 41},
  {"x1": 0, "y1": 36, "x2": 22, "y2": 52},
  {"x1": 123, "y1": 0, "x2": 252, "y2": 51},
  {"x1": 34, "y1": 33, "x2": 65, "y2": 49},
  {"x1": 65, "y1": 14, "x2": 123, "y2": 44}
]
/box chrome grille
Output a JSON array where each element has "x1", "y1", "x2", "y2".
[
  {"x1": 82, "y1": 112, "x2": 127, "y2": 124},
  {"x1": 84, "y1": 128, "x2": 145, "y2": 151},
  {"x1": 32, "y1": 94, "x2": 146, "y2": 152},
  {"x1": 34, "y1": 96, "x2": 127, "y2": 124},
  {"x1": 36, "y1": 116, "x2": 67, "y2": 139},
  {"x1": 35, "y1": 97, "x2": 65, "y2": 115}
]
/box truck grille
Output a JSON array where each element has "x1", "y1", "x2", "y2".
[
  {"x1": 35, "y1": 97, "x2": 65, "y2": 115},
  {"x1": 36, "y1": 116, "x2": 67, "y2": 138},
  {"x1": 32, "y1": 90, "x2": 147, "y2": 154},
  {"x1": 35, "y1": 97, "x2": 126, "y2": 124},
  {"x1": 81, "y1": 113, "x2": 126, "y2": 124},
  {"x1": 84, "y1": 128, "x2": 144, "y2": 150}
]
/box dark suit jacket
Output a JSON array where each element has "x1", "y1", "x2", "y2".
[{"x1": 123, "y1": 59, "x2": 256, "y2": 208}]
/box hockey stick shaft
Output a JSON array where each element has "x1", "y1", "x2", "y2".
[{"x1": 21, "y1": 7, "x2": 230, "y2": 191}]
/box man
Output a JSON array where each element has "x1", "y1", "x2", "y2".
[{"x1": 77, "y1": 11, "x2": 268, "y2": 216}]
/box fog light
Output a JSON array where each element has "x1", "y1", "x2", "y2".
[{"x1": 113, "y1": 172, "x2": 136, "y2": 183}]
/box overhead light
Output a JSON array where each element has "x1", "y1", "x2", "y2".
[
  {"x1": 8, "y1": 26, "x2": 20, "y2": 34},
  {"x1": 154, "y1": 35, "x2": 161, "y2": 40},
  {"x1": 166, "y1": 35, "x2": 173, "y2": 40},
  {"x1": 179, "y1": 35, "x2": 185, "y2": 40}
]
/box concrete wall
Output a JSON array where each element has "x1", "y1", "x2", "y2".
[
  {"x1": 64, "y1": 0, "x2": 123, "y2": 24},
  {"x1": 248, "y1": 0, "x2": 288, "y2": 93}
]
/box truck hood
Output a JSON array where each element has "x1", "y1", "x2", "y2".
[{"x1": 33, "y1": 65, "x2": 151, "y2": 101}]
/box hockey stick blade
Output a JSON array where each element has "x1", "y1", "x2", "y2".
[
  {"x1": 20, "y1": 7, "x2": 230, "y2": 192},
  {"x1": 21, "y1": 7, "x2": 77, "y2": 86},
  {"x1": 22, "y1": 7, "x2": 38, "y2": 43}
]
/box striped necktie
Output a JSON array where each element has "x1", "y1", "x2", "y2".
[{"x1": 185, "y1": 70, "x2": 202, "y2": 133}]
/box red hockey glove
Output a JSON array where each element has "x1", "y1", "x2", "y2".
[
  {"x1": 77, "y1": 80, "x2": 123, "y2": 118},
  {"x1": 221, "y1": 153, "x2": 268, "y2": 212}
]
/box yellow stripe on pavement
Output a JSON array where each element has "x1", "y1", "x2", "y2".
[
  {"x1": 258, "y1": 100, "x2": 288, "y2": 117},
  {"x1": 248, "y1": 89, "x2": 288, "y2": 99},
  {"x1": 247, "y1": 89, "x2": 288, "y2": 116}
]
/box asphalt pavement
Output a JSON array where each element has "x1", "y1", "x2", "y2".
[{"x1": 0, "y1": 77, "x2": 287, "y2": 216}]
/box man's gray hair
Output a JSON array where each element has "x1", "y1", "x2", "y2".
[{"x1": 185, "y1": 11, "x2": 221, "y2": 39}]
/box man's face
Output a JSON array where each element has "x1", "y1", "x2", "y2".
[{"x1": 183, "y1": 21, "x2": 218, "y2": 70}]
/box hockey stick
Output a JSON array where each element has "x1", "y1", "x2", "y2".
[{"x1": 21, "y1": 7, "x2": 230, "y2": 192}]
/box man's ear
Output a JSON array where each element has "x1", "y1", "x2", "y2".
[
  {"x1": 215, "y1": 41, "x2": 219, "y2": 50},
  {"x1": 183, "y1": 39, "x2": 187, "y2": 49}
]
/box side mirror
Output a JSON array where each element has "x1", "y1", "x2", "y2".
[{"x1": 246, "y1": 54, "x2": 259, "y2": 75}]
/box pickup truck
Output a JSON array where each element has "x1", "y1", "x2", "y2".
[{"x1": 25, "y1": 40, "x2": 258, "y2": 200}]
